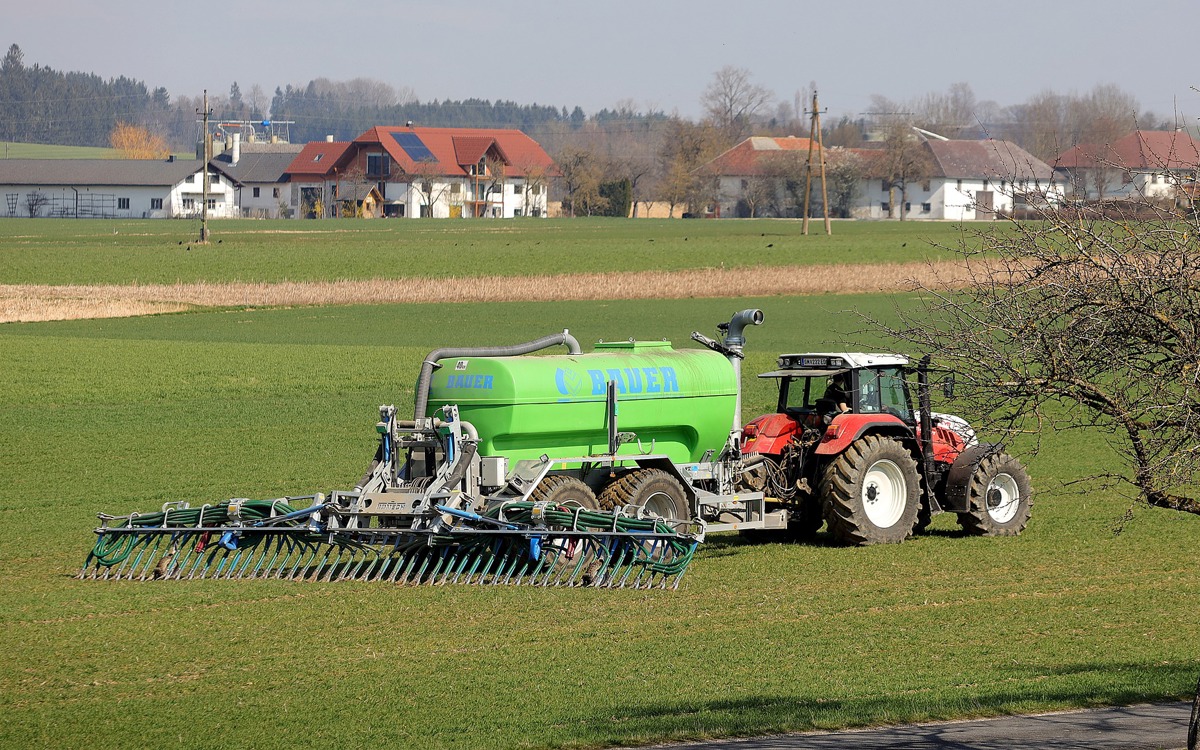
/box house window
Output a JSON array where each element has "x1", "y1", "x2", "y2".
[
  {"x1": 881, "y1": 179, "x2": 888, "y2": 191},
  {"x1": 211, "y1": 173, "x2": 220, "y2": 185},
  {"x1": 421, "y1": 181, "x2": 432, "y2": 193},
  {"x1": 513, "y1": 183, "x2": 522, "y2": 195},
  {"x1": 117, "y1": 197, "x2": 130, "y2": 210},
  {"x1": 450, "y1": 183, "x2": 462, "y2": 194},
  {"x1": 253, "y1": 187, "x2": 261, "y2": 198},
  {"x1": 982, "y1": 179, "x2": 989, "y2": 189},
  {"x1": 531, "y1": 207, "x2": 541, "y2": 217},
  {"x1": 150, "y1": 198, "x2": 163, "y2": 210},
  {"x1": 313, "y1": 154, "x2": 323, "y2": 162},
  {"x1": 921, "y1": 180, "x2": 931, "y2": 192},
  {"x1": 186, "y1": 174, "x2": 195, "y2": 183},
  {"x1": 956, "y1": 179, "x2": 963, "y2": 191},
  {"x1": 367, "y1": 153, "x2": 391, "y2": 177},
  {"x1": 921, "y1": 202, "x2": 932, "y2": 212},
  {"x1": 881, "y1": 202, "x2": 890, "y2": 213},
  {"x1": 1000, "y1": 180, "x2": 1007, "y2": 190},
  {"x1": 182, "y1": 198, "x2": 195, "y2": 210},
  {"x1": 272, "y1": 187, "x2": 280, "y2": 198},
  {"x1": 904, "y1": 202, "x2": 911, "y2": 212},
  {"x1": 420, "y1": 204, "x2": 433, "y2": 218},
  {"x1": 530, "y1": 184, "x2": 541, "y2": 195},
  {"x1": 513, "y1": 208, "x2": 523, "y2": 217},
  {"x1": 208, "y1": 198, "x2": 217, "y2": 209}
]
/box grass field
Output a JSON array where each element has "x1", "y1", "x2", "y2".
[
  {"x1": 0, "y1": 217, "x2": 979, "y2": 285},
  {"x1": 0, "y1": 141, "x2": 122, "y2": 159},
  {"x1": 3, "y1": 287, "x2": 1198, "y2": 749}
]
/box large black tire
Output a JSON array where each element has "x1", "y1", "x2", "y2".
[
  {"x1": 530, "y1": 475, "x2": 599, "y2": 510},
  {"x1": 956, "y1": 452, "x2": 1033, "y2": 536},
  {"x1": 1189, "y1": 670, "x2": 1200, "y2": 750},
  {"x1": 598, "y1": 469, "x2": 691, "y2": 524},
  {"x1": 820, "y1": 435, "x2": 921, "y2": 545}
]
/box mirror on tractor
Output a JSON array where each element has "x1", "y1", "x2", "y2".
[{"x1": 942, "y1": 374, "x2": 956, "y2": 399}]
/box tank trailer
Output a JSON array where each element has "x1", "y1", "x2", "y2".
[{"x1": 81, "y1": 310, "x2": 1031, "y2": 588}]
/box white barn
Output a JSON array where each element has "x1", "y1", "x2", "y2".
[{"x1": 0, "y1": 158, "x2": 238, "y2": 219}]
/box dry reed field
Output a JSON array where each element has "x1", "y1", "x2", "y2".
[{"x1": 0, "y1": 260, "x2": 972, "y2": 323}]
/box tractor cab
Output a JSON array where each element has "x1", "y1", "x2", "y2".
[{"x1": 756, "y1": 353, "x2": 914, "y2": 424}]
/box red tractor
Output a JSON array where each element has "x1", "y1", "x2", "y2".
[{"x1": 739, "y1": 352, "x2": 1032, "y2": 545}]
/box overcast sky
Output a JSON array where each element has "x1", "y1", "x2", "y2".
[{"x1": 7, "y1": 0, "x2": 1199, "y2": 123}]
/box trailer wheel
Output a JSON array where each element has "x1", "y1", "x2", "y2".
[
  {"x1": 820, "y1": 435, "x2": 921, "y2": 545},
  {"x1": 530, "y1": 475, "x2": 599, "y2": 510},
  {"x1": 599, "y1": 469, "x2": 691, "y2": 524},
  {"x1": 957, "y1": 452, "x2": 1032, "y2": 536}
]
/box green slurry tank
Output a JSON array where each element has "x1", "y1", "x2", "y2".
[{"x1": 426, "y1": 340, "x2": 737, "y2": 464}]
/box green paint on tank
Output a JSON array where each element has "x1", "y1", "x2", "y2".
[{"x1": 426, "y1": 340, "x2": 736, "y2": 464}]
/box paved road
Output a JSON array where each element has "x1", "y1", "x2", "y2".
[{"x1": 639, "y1": 702, "x2": 1192, "y2": 750}]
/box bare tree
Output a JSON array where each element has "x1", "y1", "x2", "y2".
[
  {"x1": 555, "y1": 145, "x2": 603, "y2": 217},
  {"x1": 878, "y1": 122, "x2": 934, "y2": 220},
  {"x1": 656, "y1": 119, "x2": 725, "y2": 217},
  {"x1": 24, "y1": 191, "x2": 48, "y2": 218},
  {"x1": 824, "y1": 148, "x2": 863, "y2": 218},
  {"x1": 914, "y1": 82, "x2": 979, "y2": 139},
  {"x1": 701, "y1": 66, "x2": 774, "y2": 142},
  {"x1": 872, "y1": 190, "x2": 1200, "y2": 515}
]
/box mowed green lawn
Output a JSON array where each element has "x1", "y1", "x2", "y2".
[
  {"x1": 2, "y1": 295, "x2": 1198, "y2": 750},
  {"x1": 0, "y1": 217, "x2": 974, "y2": 285}
]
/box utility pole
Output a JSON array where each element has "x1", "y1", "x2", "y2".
[
  {"x1": 802, "y1": 89, "x2": 831, "y2": 235},
  {"x1": 197, "y1": 90, "x2": 213, "y2": 243}
]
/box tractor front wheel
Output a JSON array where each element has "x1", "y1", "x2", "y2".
[
  {"x1": 957, "y1": 453, "x2": 1032, "y2": 536},
  {"x1": 820, "y1": 435, "x2": 921, "y2": 545}
]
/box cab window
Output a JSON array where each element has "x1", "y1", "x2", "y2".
[{"x1": 859, "y1": 367, "x2": 911, "y2": 420}]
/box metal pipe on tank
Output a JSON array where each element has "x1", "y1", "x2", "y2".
[
  {"x1": 721, "y1": 309, "x2": 764, "y2": 437},
  {"x1": 413, "y1": 331, "x2": 582, "y2": 419}
]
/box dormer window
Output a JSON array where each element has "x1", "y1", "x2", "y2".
[{"x1": 313, "y1": 154, "x2": 323, "y2": 162}]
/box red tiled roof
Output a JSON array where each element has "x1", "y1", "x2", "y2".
[
  {"x1": 1054, "y1": 130, "x2": 1200, "y2": 170},
  {"x1": 286, "y1": 141, "x2": 352, "y2": 180},
  {"x1": 355, "y1": 126, "x2": 556, "y2": 177},
  {"x1": 700, "y1": 136, "x2": 819, "y2": 176}
]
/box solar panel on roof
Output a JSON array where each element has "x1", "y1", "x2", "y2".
[{"x1": 392, "y1": 132, "x2": 436, "y2": 162}]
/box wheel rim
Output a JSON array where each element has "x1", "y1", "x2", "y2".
[
  {"x1": 642, "y1": 490, "x2": 680, "y2": 520},
  {"x1": 985, "y1": 472, "x2": 1020, "y2": 523},
  {"x1": 861, "y1": 459, "x2": 908, "y2": 528}
]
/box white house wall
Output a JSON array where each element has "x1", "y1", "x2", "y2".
[
  {"x1": 237, "y1": 183, "x2": 288, "y2": 218},
  {"x1": 2, "y1": 175, "x2": 235, "y2": 219}
]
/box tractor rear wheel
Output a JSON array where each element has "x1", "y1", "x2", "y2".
[
  {"x1": 957, "y1": 453, "x2": 1032, "y2": 536},
  {"x1": 599, "y1": 469, "x2": 691, "y2": 525},
  {"x1": 820, "y1": 435, "x2": 921, "y2": 545}
]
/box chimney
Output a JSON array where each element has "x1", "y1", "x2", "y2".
[
  {"x1": 231, "y1": 132, "x2": 241, "y2": 166},
  {"x1": 326, "y1": 135, "x2": 335, "y2": 143}
]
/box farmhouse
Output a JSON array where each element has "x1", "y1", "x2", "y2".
[
  {"x1": 209, "y1": 136, "x2": 303, "y2": 218},
  {"x1": 281, "y1": 125, "x2": 558, "y2": 219},
  {"x1": 700, "y1": 134, "x2": 1062, "y2": 220},
  {"x1": 1052, "y1": 129, "x2": 1200, "y2": 201},
  {"x1": 700, "y1": 136, "x2": 819, "y2": 218},
  {"x1": 853, "y1": 138, "x2": 1063, "y2": 220},
  {"x1": 0, "y1": 157, "x2": 238, "y2": 219}
]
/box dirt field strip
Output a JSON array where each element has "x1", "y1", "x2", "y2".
[{"x1": 0, "y1": 260, "x2": 973, "y2": 323}]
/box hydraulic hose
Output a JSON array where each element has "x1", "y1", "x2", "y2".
[{"x1": 412, "y1": 331, "x2": 582, "y2": 419}]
